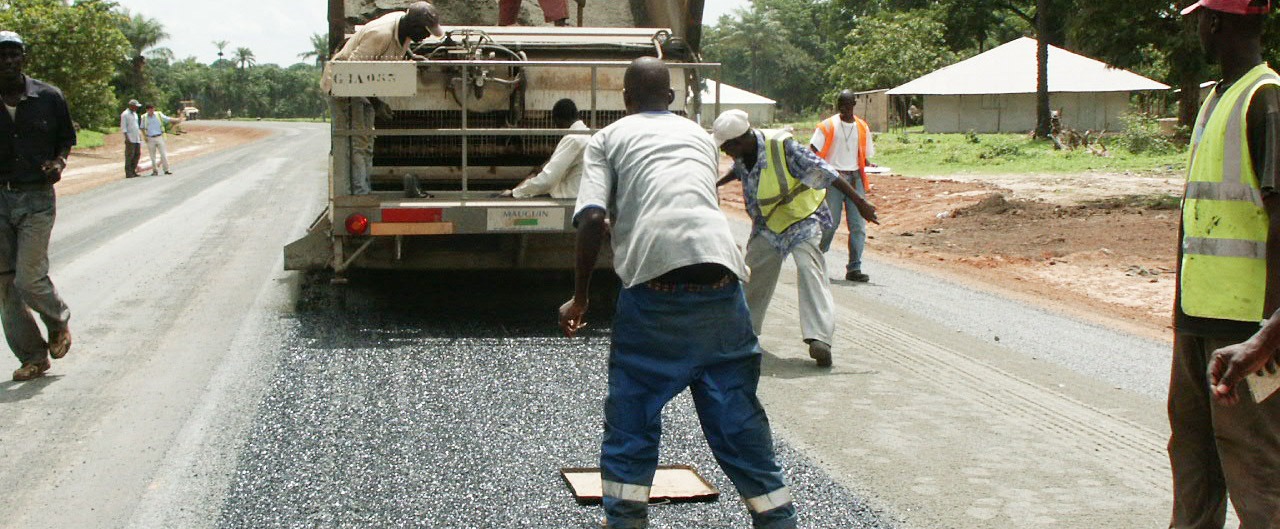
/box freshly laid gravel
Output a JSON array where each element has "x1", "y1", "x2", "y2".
[{"x1": 217, "y1": 272, "x2": 894, "y2": 528}]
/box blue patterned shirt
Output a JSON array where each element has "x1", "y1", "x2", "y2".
[{"x1": 731, "y1": 129, "x2": 838, "y2": 254}]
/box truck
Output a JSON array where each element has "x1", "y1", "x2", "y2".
[{"x1": 285, "y1": 0, "x2": 714, "y2": 282}]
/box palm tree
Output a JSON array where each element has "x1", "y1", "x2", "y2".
[
  {"x1": 213, "y1": 40, "x2": 229, "y2": 60},
  {"x1": 714, "y1": 6, "x2": 787, "y2": 94},
  {"x1": 117, "y1": 9, "x2": 168, "y2": 82},
  {"x1": 234, "y1": 47, "x2": 256, "y2": 71},
  {"x1": 298, "y1": 33, "x2": 329, "y2": 67}
]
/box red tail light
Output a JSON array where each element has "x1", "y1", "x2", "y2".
[{"x1": 345, "y1": 213, "x2": 369, "y2": 235}]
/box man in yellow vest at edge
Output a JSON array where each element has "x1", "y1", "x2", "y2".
[
  {"x1": 1171, "y1": 1, "x2": 1280, "y2": 527},
  {"x1": 715, "y1": 109, "x2": 877, "y2": 367}
]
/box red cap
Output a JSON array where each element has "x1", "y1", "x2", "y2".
[{"x1": 1182, "y1": 0, "x2": 1271, "y2": 15}]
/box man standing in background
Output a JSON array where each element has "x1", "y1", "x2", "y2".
[
  {"x1": 811, "y1": 90, "x2": 875, "y2": 282},
  {"x1": 140, "y1": 103, "x2": 178, "y2": 176},
  {"x1": 120, "y1": 99, "x2": 141, "y2": 178},
  {"x1": 0, "y1": 31, "x2": 74, "y2": 381}
]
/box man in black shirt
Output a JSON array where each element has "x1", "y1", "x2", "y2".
[{"x1": 0, "y1": 31, "x2": 73, "y2": 381}]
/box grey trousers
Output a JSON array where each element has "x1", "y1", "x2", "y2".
[
  {"x1": 330, "y1": 98, "x2": 375, "y2": 195},
  {"x1": 0, "y1": 187, "x2": 69, "y2": 364},
  {"x1": 1169, "y1": 332, "x2": 1280, "y2": 528},
  {"x1": 743, "y1": 232, "x2": 835, "y2": 345}
]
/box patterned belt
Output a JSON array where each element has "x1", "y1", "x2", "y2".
[{"x1": 644, "y1": 273, "x2": 734, "y2": 293}]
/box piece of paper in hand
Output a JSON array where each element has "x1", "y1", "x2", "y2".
[{"x1": 1247, "y1": 369, "x2": 1280, "y2": 402}]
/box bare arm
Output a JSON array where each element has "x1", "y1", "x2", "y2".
[{"x1": 559, "y1": 207, "x2": 607, "y2": 337}]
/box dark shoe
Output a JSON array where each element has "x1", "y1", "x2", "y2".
[
  {"x1": 164, "y1": 170, "x2": 172, "y2": 175},
  {"x1": 12, "y1": 359, "x2": 50, "y2": 381},
  {"x1": 403, "y1": 174, "x2": 430, "y2": 199},
  {"x1": 808, "y1": 340, "x2": 832, "y2": 367},
  {"x1": 845, "y1": 270, "x2": 870, "y2": 282},
  {"x1": 49, "y1": 328, "x2": 71, "y2": 359},
  {"x1": 150, "y1": 171, "x2": 160, "y2": 176}
]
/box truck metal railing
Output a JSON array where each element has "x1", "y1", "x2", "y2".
[{"x1": 332, "y1": 59, "x2": 722, "y2": 200}]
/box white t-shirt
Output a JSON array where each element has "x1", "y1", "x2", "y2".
[
  {"x1": 810, "y1": 116, "x2": 875, "y2": 171},
  {"x1": 575, "y1": 111, "x2": 748, "y2": 288}
]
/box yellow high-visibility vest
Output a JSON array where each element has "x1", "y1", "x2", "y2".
[
  {"x1": 1181, "y1": 63, "x2": 1280, "y2": 321},
  {"x1": 756, "y1": 129, "x2": 827, "y2": 234}
]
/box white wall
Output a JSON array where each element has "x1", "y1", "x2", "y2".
[
  {"x1": 923, "y1": 92, "x2": 1134, "y2": 133},
  {"x1": 699, "y1": 103, "x2": 776, "y2": 127}
]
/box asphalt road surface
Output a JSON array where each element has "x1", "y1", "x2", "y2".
[{"x1": 0, "y1": 122, "x2": 1176, "y2": 529}]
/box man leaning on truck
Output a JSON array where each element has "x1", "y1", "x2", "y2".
[{"x1": 321, "y1": 1, "x2": 444, "y2": 195}]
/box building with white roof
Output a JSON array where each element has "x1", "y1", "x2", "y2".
[
  {"x1": 886, "y1": 37, "x2": 1169, "y2": 133},
  {"x1": 700, "y1": 79, "x2": 777, "y2": 127}
]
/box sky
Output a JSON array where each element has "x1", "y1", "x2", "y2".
[{"x1": 114, "y1": 0, "x2": 751, "y2": 67}]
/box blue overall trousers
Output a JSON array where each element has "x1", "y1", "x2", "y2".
[{"x1": 601, "y1": 279, "x2": 796, "y2": 529}]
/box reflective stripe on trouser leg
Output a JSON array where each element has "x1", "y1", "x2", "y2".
[{"x1": 745, "y1": 487, "x2": 794, "y2": 514}]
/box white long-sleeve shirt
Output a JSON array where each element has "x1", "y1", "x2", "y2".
[
  {"x1": 120, "y1": 108, "x2": 141, "y2": 144},
  {"x1": 512, "y1": 120, "x2": 589, "y2": 199}
]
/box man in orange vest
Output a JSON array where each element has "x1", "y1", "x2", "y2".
[{"x1": 810, "y1": 90, "x2": 874, "y2": 282}]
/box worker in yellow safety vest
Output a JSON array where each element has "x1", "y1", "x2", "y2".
[
  {"x1": 1170, "y1": 1, "x2": 1280, "y2": 527},
  {"x1": 714, "y1": 109, "x2": 877, "y2": 367},
  {"x1": 811, "y1": 90, "x2": 876, "y2": 282}
]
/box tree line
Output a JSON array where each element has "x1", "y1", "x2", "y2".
[
  {"x1": 702, "y1": 0, "x2": 1280, "y2": 129},
  {"x1": 0, "y1": 0, "x2": 326, "y2": 131}
]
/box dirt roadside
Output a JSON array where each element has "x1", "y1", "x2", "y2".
[
  {"x1": 59, "y1": 122, "x2": 271, "y2": 196},
  {"x1": 718, "y1": 164, "x2": 1182, "y2": 342}
]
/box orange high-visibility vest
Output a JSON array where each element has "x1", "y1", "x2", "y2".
[{"x1": 815, "y1": 115, "x2": 870, "y2": 189}]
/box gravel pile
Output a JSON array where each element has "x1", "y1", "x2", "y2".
[
  {"x1": 217, "y1": 272, "x2": 894, "y2": 528},
  {"x1": 343, "y1": 0, "x2": 639, "y2": 27}
]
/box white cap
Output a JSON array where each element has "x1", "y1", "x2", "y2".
[{"x1": 711, "y1": 109, "x2": 751, "y2": 147}]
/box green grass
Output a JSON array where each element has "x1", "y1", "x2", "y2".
[
  {"x1": 74, "y1": 129, "x2": 106, "y2": 150},
  {"x1": 772, "y1": 121, "x2": 1185, "y2": 176}
]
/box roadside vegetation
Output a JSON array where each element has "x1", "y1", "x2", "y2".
[
  {"x1": 775, "y1": 120, "x2": 1184, "y2": 177},
  {"x1": 871, "y1": 130, "x2": 1184, "y2": 176},
  {"x1": 75, "y1": 129, "x2": 106, "y2": 150}
]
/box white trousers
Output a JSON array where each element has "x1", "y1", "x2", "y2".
[
  {"x1": 744, "y1": 232, "x2": 835, "y2": 345},
  {"x1": 146, "y1": 135, "x2": 169, "y2": 172}
]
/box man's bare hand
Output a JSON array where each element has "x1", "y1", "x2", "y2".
[
  {"x1": 856, "y1": 200, "x2": 879, "y2": 225},
  {"x1": 40, "y1": 158, "x2": 65, "y2": 182},
  {"x1": 1209, "y1": 340, "x2": 1280, "y2": 405},
  {"x1": 559, "y1": 298, "x2": 588, "y2": 337}
]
